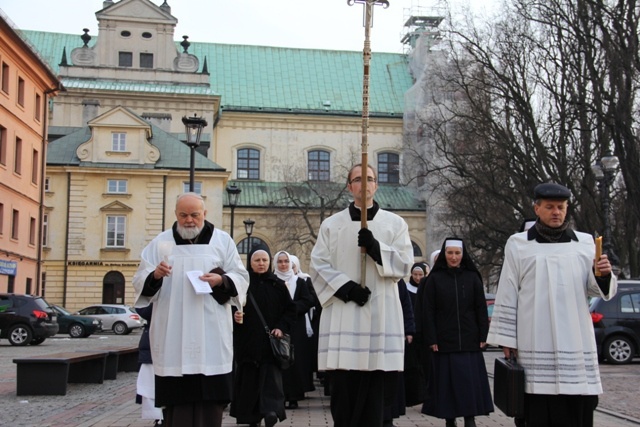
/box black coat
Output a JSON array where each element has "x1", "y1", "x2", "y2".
[
  {"x1": 136, "y1": 304, "x2": 153, "y2": 364},
  {"x1": 282, "y1": 277, "x2": 316, "y2": 400},
  {"x1": 416, "y1": 267, "x2": 488, "y2": 353},
  {"x1": 233, "y1": 271, "x2": 296, "y2": 364}
]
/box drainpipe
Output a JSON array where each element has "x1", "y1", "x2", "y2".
[
  {"x1": 62, "y1": 171, "x2": 70, "y2": 307},
  {"x1": 37, "y1": 85, "x2": 61, "y2": 296}
]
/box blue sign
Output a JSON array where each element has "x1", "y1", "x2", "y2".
[{"x1": 0, "y1": 259, "x2": 17, "y2": 276}]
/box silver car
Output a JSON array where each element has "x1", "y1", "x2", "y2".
[{"x1": 74, "y1": 304, "x2": 144, "y2": 335}]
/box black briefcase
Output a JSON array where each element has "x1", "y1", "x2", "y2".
[{"x1": 493, "y1": 354, "x2": 525, "y2": 418}]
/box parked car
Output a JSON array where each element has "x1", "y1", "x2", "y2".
[
  {"x1": 484, "y1": 293, "x2": 496, "y2": 322},
  {"x1": 590, "y1": 279, "x2": 640, "y2": 364},
  {"x1": 0, "y1": 293, "x2": 59, "y2": 346},
  {"x1": 74, "y1": 304, "x2": 144, "y2": 335},
  {"x1": 50, "y1": 305, "x2": 102, "y2": 338},
  {"x1": 485, "y1": 293, "x2": 496, "y2": 348}
]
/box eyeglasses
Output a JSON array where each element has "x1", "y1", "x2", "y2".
[{"x1": 349, "y1": 176, "x2": 377, "y2": 184}]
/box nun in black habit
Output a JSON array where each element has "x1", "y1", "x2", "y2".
[
  {"x1": 401, "y1": 262, "x2": 430, "y2": 408},
  {"x1": 230, "y1": 245, "x2": 296, "y2": 427},
  {"x1": 414, "y1": 237, "x2": 494, "y2": 427},
  {"x1": 273, "y1": 250, "x2": 316, "y2": 409}
]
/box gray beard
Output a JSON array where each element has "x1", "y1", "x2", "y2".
[{"x1": 177, "y1": 224, "x2": 202, "y2": 240}]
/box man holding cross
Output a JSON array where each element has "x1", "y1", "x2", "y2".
[{"x1": 310, "y1": 164, "x2": 413, "y2": 427}]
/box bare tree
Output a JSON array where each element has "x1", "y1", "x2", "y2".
[
  {"x1": 264, "y1": 154, "x2": 360, "y2": 260},
  {"x1": 405, "y1": 0, "x2": 640, "y2": 278}
]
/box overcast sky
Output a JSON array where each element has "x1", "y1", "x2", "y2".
[{"x1": 0, "y1": 0, "x2": 497, "y2": 53}]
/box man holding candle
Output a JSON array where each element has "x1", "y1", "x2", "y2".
[{"x1": 487, "y1": 183, "x2": 617, "y2": 427}]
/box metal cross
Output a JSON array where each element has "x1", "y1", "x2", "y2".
[{"x1": 347, "y1": 0, "x2": 390, "y2": 286}]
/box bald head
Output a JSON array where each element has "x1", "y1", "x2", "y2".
[{"x1": 175, "y1": 193, "x2": 206, "y2": 240}]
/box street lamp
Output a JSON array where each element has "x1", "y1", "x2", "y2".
[
  {"x1": 181, "y1": 114, "x2": 208, "y2": 192},
  {"x1": 226, "y1": 185, "x2": 242, "y2": 238},
  {"x1": 243, "y1": 218, "x2": 256, "y2": 256},
  {"x1": 591, "y1": 151, "x2": 620, "y2": 266}
]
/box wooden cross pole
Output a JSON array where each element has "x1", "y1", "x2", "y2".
[{"x1": 347, "y1": 0, "x2": 389, "y2": 287}]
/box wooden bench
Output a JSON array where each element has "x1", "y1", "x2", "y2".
[
  {"x1": 13, "y1": 351, "x2": 108, "y2": 396},
  {"x1": 80, "y1": 346, "x2": 139, "y2": 379}
]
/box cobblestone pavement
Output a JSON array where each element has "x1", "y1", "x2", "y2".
[{"x1": 1, "y1": 334, "x2": 639, "y2": 427}]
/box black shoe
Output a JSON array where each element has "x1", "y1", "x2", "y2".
[
  {"x1": 264, "y1": 411, "x2": 277, "y2": 427},
  {"x1": 383, "y1": 420, "x2": 395, "y2": 427},
  {"x1": 287, "y1": 400, "x2": 298, "y2": 409},
  {"x1": 446, "y1": 419, "x2": 457, "y2": 427},
  {"x1": 464, "y1": 417, "x2": 476, "y2": 427}
]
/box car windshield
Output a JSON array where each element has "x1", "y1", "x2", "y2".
[{"x1": 589, "y1": 296, "x2": 601, "y2": 310}]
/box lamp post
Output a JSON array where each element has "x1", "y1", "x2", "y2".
[
  {"x1": 243, "y1": 218, "x2": 256, "y2": 258},
  {"x1": 226, "y1": 185, "x2": 241, "y2": 238},
  {"x1": 591, "y1": 152, "x2": 620, "y2": 266},
  {"x1": 181, "y1": 114, "x2": 208, "y2": 192}
]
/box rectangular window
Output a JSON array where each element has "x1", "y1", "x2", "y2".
[
  {"x1": 25, "y1": 278, "x2": 32, "y2": 295},
  {"x1": 111, "y1": 133, "x2": 126, "y2": 151},
  {"x1": 0, "y1": 203, "x2": 3, "y2": 235},
  {"x1": 140, "y1": 53, "x2": 154, "y2": 68},
  {"x1": 0, "y1": 125, "x2": 6, "y2": 165},
  {"x1": 31, "y1": 149, "x2": 38, "y2": 184},
  {"x1": 11, "y1": 209, "x2": 19, "y2": 240},
  {"x1": 29, "y1": 216, "x2": 36, "y2": 245},
  {"x1": 35, "y1": 93, "x2": 42, "y2": 121},
  {"x1": 17, "y1": 77, "x2": 25, "y2": 106},
  {"x1": 44, "y1": 177, "x2": 50, "y2": 192},
  {"x1": 308, "y1": 150, "x2": 330, "y2": 181},
  {"x1": 107, "y1": 179, "x2": 128, "y2": 193},
  {"x1": 42, "y1": 213, "x2": 49, "y2": 247},
  {"x1": 1, "y1": 62, "x2": 9, "y2": 93},
  {"x1": 183, "y1": 181, "x2": 202, "y2": 195},
  {"x1": 14, "y1": 137, "x2": 22, "y2": 175},
  {"x1": 237, "y1": 148, "x2": 260, "y2": 180},
  {"x1": 119, "y1": 52, "x2": 133, "y2": 67},
  {"x1": 106, "y1": 215, "x2": 126, "y2": 247},
  {"x1": 378, "y1": 152, "x2": 400, "y2": 184}
]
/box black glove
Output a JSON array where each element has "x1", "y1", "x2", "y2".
[
  {"x1": 358, "y1": 228, "x2": 382, "y2": 264},
  {"x1": 335, "y1": 281, "x2": 371, "y2": 306},
  {"x1": 347, "y1": 283, "x2": 371, "y2": 306}
]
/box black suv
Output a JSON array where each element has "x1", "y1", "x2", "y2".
[
  {"x1": 0, "y1": 293, "x2": 59, "y2": 346},
  {"x1": 590, "y1": 279, "x2": 640, "y2": 364}
]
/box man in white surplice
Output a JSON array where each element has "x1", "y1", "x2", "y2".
[
  {"x1": 487, "y1": 183, "x2": 617, "y2": 427},
  {"x1": 133, "y1": 193, "x2": 249, "y2": 427},
  {"x1": 309, "y1": 164, "x2": 413, "y2": 427}
]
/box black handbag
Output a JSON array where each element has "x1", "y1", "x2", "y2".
[
  {"x1": 248, "y1": 292, "x2": 295, "y2": 370},
  {"x1": 493, "y1": 352, "x2": 525, "y2": 418}
]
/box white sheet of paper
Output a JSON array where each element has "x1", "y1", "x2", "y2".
[{"x1": 186, "y1": 270, "x2": 211, "y2": 295}]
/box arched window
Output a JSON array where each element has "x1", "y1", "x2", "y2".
[
  {"x1": 378, "y1": 152, "x2": 400, "y2": 184},
  {"x1": 237, "y1": 148, "x2": 260, "y2": 180},
  {"x1": 237, "y1": 237, "x2": 266, "y2": 255},
  {"x1": 308, "y1": 150, "x2": 330, "y2": 181},
  {"x1": 412, "y1": 241, "x2": 423, "y2": 258},
  {"x1": 103, "y1": 271, "x2": 126, "y2": 304}
]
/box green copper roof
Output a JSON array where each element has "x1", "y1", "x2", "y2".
[
  {"x1": 62, "y1": 78, "x2": 218, "y2": 96},
  {"x1": 20, "y1": 30, "x2": 412, "y2": 116},
  {"x1": 47, "y1": 124, "x2": 224, "y2": 171},
  {"x1": 226, "y1": 180, "x2": 425, "y2": 212}
]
